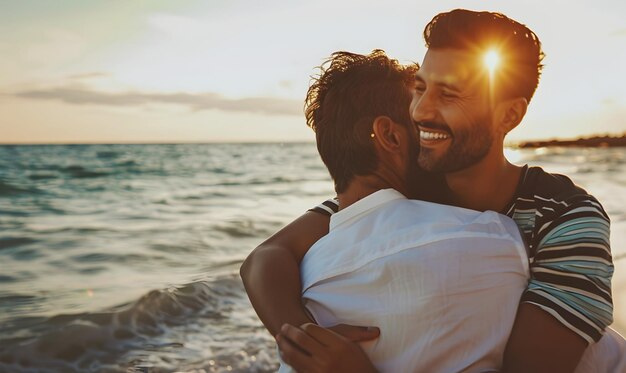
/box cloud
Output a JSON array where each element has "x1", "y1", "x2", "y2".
[
  {"x1": 13, "y1": 86, "x2": 302, "y2": 116},
  {"x1": 66, "y1": 72, "x2": 111, "y2": 81}
]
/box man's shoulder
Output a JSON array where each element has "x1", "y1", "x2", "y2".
[
  {"x1": 384, "y1": 198, "x2": 483, "y2": 219},
  {"x1": 331, "y1": 196, "x2": 516, "y2": 236},
  {"x1": 383, "y1": 199, "x2": 521, "y2": 240},
  {"x1": 522, "y1": 166, "x2": 589, "y2": 200},
  {"x1": 518, "y1": 166, "x2": 606, "y2": 213},
  {"x1": 509, "y1": 166, "x2": 609, "y2": 250}
]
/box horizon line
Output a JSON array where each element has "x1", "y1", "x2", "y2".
[
  {"x1": 0, "y1": 140, "x2": 317, "y2": 146},
  {"x1": 2, "y1": 131, "x2": 625, "y2": 146}
]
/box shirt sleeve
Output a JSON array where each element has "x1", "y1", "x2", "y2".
[
  {"x1": 521, "y1": 194, "x2": 614, "y2": 344},
  {"x1": 308, "y1": 198, "x2": 339, "y2": 216}
]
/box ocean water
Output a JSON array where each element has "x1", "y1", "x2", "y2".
[{"x1": 0, "y1": 144, "x2": 625, "y2": 373}]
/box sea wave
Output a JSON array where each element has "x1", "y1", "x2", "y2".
[
  {"x1": 0, "y1": 237, "x2": 38, "y2": 250},
  {"x1": 60, "y1": 165, "x2": 112, "y2": 179},
  {"x1": 0, "y1": 275, "x2": 278, "y2": 373},
  {"x1": 213, "y1": 220, "x2": 273, "y2": 239},
  {"x1": 0, "y1": 180, "x2": 39, "y2": 197}
]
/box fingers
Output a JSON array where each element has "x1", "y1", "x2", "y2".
[
  {"x1": 295, "y1": 323, "x2": 342, "y2": 348},
  {"x1": 279, "y1": 324, "x2": 327, "y2": 356},
  {"x1": 278, "y1": 323, "x2": 378, "y2": 373},
  {"x1": 326, "y1": 323, "x2": 380, "y2": 342},
  {"x1": 276, "y1": 332, "x2": 313, "y2": 371}
]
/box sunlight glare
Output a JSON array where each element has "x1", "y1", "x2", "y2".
[{"x1": 484, "y1": 50, "x2": 500, "y2": 74}]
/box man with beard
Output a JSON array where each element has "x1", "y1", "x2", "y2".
[{"x1": 241, "y1": 9, "x2": 619, "y2": 372}]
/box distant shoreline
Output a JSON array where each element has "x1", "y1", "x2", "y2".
[
  {"x1": 2, "y1": 135, "x2": 626, "y2": 148},
  {"x1": 516, "y1": 134, "x2": 626, "y2": 148}
]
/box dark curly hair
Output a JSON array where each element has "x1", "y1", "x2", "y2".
[
  {"x1": 304, "y1": 50, "x2": 418, "y2": 194},
  {"x1": 424, "y1": 9, "x2": 545, "y2": 102}
]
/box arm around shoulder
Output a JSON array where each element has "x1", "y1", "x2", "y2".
[{"x1": 504, "y1": 195, "x2": 613, "y2": 372}]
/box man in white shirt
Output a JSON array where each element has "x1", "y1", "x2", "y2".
[
  {"x1": 267, "y1": 50, "x2": 625, "y2": 372},
  {"x1": 281, "y1": 188, "x2": 530, "y2": 372}
]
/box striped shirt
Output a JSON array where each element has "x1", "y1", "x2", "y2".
[{"x1": 310, "y1": 165, "x2": 614, "y2": 344}]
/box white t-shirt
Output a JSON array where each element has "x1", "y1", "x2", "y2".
[
  {"x1": 278, "y1": 189, "x2": 626, "y2": 372},
  {"x1": 281, "y1": 189, "x2": 528, "y2": 372}
]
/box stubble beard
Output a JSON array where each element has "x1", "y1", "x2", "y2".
[{"x1": 418, "y1": 122, "x2": 493, "y2": 173}]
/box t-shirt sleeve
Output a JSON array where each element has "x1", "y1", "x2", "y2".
[
  {"x1": 308, "y1": 198, "x2": 339, "y2": 216},
  {"x1": 521, "y1": 195, "x2": 614, "y2": 344}
]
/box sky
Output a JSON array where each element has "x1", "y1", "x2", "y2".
[{"x1": 1, "y1": 0, "x2": 625, "y2": 144}]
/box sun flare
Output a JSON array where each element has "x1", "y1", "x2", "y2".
[{"x1": 484, "y1": 50, "x2": 500, "y2": 74}]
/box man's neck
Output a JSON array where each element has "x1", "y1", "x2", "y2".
[
  {"x1": 445, "y1": 150, "x2": 522, "y2": 213},
  {"x1": 337, "y1": 176, "x2": 402, "y2": 211}
]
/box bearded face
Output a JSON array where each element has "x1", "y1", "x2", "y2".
[{"x1": 411, "y1": 48, "x2": 497, "y2": 173}]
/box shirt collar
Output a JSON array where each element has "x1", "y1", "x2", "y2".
[{"x1": 330, "y1": 188, "x2": 407, "y2": 231}]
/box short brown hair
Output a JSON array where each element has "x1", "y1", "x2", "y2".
[
  {"x1": 305, "y1": 50, "x2": 417, "y2": 193},
  {"x1": 424, "y1": 9, "x2": 545, "y2": 102}
]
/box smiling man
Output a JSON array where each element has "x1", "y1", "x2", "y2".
[
  {"x1": 409, "y1": 10, "x2": 615, "y2": 371},
  {"x1": 241, "y1": 9, "x2": 622, "y2": 372}
]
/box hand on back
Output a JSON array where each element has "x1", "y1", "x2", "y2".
[{"x1": 276, "y1": 323, "x2": 379, "y2": 373}]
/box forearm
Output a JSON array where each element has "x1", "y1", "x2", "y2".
[
  {"x1": 502, "y1": 303, "x2": 587, "y2": 373},
  {"x1": 240, "y1": 245, "x2": 313, "y2": 336}
]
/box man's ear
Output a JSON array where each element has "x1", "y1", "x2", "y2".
[
  {"x1": 495, "y1": 97, "x2": 528, "y2": 135},
  {"x1": 372, "y1": 116, "x2": 403, "y2": 153}
]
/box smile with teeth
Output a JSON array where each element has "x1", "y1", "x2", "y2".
[{"x1": 420, "y1": 130, "x2": 450, "y2": 140}]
